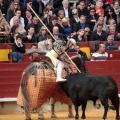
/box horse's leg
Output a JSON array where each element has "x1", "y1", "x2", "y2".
[
  {"x1": 68, "y1": 105, "x2": 74, "y2": 118},
  {"x1": 50, "y1": 98, "x2": 57, "y2": 118},
  {"x1": 24, "y1": 109, "x2": 31, "y2": 120},
  {"x1": 36, "y1": 107, "x2": 44, "y2": 120}
]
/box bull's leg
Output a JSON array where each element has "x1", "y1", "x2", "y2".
[
  {"x1": 36, "y1": 107, "x2": 44, "y2": 120},
  {"x1": 100, "y1": 97, "x2": 109, "y2": 120},
  {"x1": 68, "y1": 105, "x2": 74, "y2": 118},
  {"x1": 50, "y1": 98, "x2": 57, "y2": 118},
  {"x1": 109, "y1": 96, "x2": 120, "y2": 120},
  {"x1": 74, "y1": 105, "x2": 79, "y2": 120},
  {"x1": 81, "y1": 101, "x2": 87, "y2": 119}
]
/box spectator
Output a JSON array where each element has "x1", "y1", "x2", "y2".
[
  {"x1": 57, "y1": 10, "x2": 65, "y2": 26},
  {"x1": 0, "y1": 17, "x2": 10, "y2": 43},
  {"x1": 26, "y1": 43, "x2": 37, "y2": 54},
  {"x1": 93, "y1": 16, "x2": 108, "y2": 32},
  {"x1": 35, "y1": 26, "x2": 48, "y2": 42},
  {"x1": 8, "y1": 25, "x2": 18, "y2": 43},
  {"x1": 52, "y1": 26, "x2": 64, "y2": 40},
  {"x1": 70, "y1": 9, "x2": 80, "y2": 29},
  {"x1": 47, "y1": 16, "x2": 62, "y2": 33},
  {"x1": 74, "y1": 43, "x2": 88, "y2": 62},
  {"x1": 61, "y1": 17, "x2": 72, "y2": 39},
  {"x1": 73, "y1": 15, "x2": 90, "y2": 33},
  {"x1": 22, "y1": 0, "x2": 35, "y2": 18},
  {"x1": 91, "y1": 43, "x2": 108, "y2": 61},
  {"x1": 38, "y1": 35, "x2": 53, "y2": 53},
  {"x1": 45, "y1": 2, "x2": 55, "y2": 17},
  {"x1": 107, "y1": 25, "x2": 119, "y2": 41},
  {"x1": 104, "y1": 35, "x2": 118, "y2": 50},
  {"x1": 95, "y1": 0, "x2": 104, "y2": 16},
  {"x1": 113, "y1": 1, "x2": 120, "y2": 23},
  {"x1": 104, "y1": 7, "x2": 117, "y2": 26},
  {"x1": 10, "y1": 0, "x2": 24, "y2": 11},
  {"x1": 11, "y1": 16, "x2": 26, "y2": 35},
  {"x1": 0, "y1": 0, "x2": 9, "y2": 17},
  {"x1": 104, "y1": 0, "x2": 114, "y2": 10},
  {"x1": 32, "y1": 0, "x2": 44, "y2": 17},
  {"x1": 76, "y1": 29, "x2": 86, "y2": 42},
  {"x1": 77, "y1": 1, "x2": 89, "y2": 17},
  {"x1": 10, "y1": 9, "x2": 25, "y2": 28},
  {"x1": 10, "y1": 34, "x2": 26, "y2": 62},
  {"x1": 116, "y1": 21, "x2": 120, "y2": 34},
  {"x1": 24, "y1": 10, "x2": 33, "y2": 30},
  {"x1": 6, "y1": 2, "x2": 20, "y2": 23},
  {"x1": 90, "y1": 24, "x2": 107, "y2": 41},
  {"x1": 28, "y1": 16, "x2": 42, "y2": 34},
  {"x1": 59, "y1": 0, "x2": 72, "y2": 19},
  {"x1": 84, "y1": 27, "x2": 91, "y2": 41},
  {"x1": 0, "y1": 9, "x2": 10, "y2": 28},
  {"x1": 86, "y1": 8, "x2": 99, "y2": 31},
  {"x1": 42, "y1": 8, "x2": 52, "y2": 26},
  {"x1": 23, "y1": 25, "x2": 37, "y2": 43}
]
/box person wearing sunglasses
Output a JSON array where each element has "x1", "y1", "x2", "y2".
[
  {"x1": 86, "y1": 8, "x2": 99, "y2": 31},
  {"x1": 70, "y1": 9, "x2": 80, "y2": 28},
  {"x1": 104, "y1": 7, "x2": 117, "y2": 26}
]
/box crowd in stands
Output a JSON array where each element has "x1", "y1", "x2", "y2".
[{"x1": 0, "y1": 0, "x2": 120, "y2": 62}]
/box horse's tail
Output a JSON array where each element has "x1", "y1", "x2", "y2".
[
  {"x1": 20, "y1": 62, "x2": 45, "y2": 116},
  {"x1": 20, "y1": 62, "x2": 54, "y2": 116},
  {"x1": 20, "y1": 70, "x2": 31, "y2": 116}
]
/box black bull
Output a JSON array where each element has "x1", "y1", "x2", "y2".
[{"x1": 60, "y1": 73, "x2": 120, "y2": 120}]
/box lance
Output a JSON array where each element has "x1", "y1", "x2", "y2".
[{"x1": 27, "y1": 4, "x2": 81, "y2": 73}]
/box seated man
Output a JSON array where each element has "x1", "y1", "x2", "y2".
[
  {"x1": 10, "y1": 34, "x2": 26, "y2": 62},
  {"x1": 46, "y1": 38, "x2": 76, "y2": 82},
  {"x1": 104, "y1": 35, "x2": 118, "y2": 50},
  {"x1": 38, "y1": 35, "x2": 53, "y2": 53},
  {"x1": 91, "y1": 43, "x2": 108, "y2": 61}
]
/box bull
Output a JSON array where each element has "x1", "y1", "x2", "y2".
[{"x1": 60, "y1": 73, "x2": 120, "y2": 120}]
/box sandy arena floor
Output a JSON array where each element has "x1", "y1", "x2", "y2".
[{"x1": 0, "y1": 109, "x2": 117, "y2": 120}]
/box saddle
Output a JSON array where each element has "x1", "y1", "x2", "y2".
[
  {"x1": 40, "y1": 56, "x2": 71, "y2": 75},
  {"x1": 40, "y1": 56, "x2": 54, "y2": 70}
]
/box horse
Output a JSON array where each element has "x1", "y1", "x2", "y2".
[{"x1": 17, "y1": 55, "x2": 85, "y2": 120}]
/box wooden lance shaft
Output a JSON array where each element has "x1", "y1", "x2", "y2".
[{"x1": 28, "y1": 4, "x2": 81, "y2": 73}]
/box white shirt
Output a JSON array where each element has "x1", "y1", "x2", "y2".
[
  {"x1": 10, "y1": 17, "x2": 25, "y2": 28},
  {"x1": 64, "y1": 8, "x2": 69, "y2": 18}
]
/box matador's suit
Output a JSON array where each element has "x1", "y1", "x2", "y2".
[{"x1": 46, "y1": 38, "x2": 76, "y2": 82}]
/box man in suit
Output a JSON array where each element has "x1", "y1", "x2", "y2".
[
  {"x1": 47, "y1": 16, "x2": 62, "y2": 33},
  {"x1": 59, "y1": 0, "x2": 72, "y2": 19},
  {"x1": 32, "y1": 0, "x2": 44, "y2": 17},
  {"x1": 22, "y1": 25, "x2": 37, "y2": 43},
  {"x1": 73, "y1": 15, "x2": 89, "y2": 33},
  {"x1": 52, "y1": 26, "x2": 64, "y2": 40},
  {"x1": 90, "y1": 24, "x2": 107, "y2": 41}
]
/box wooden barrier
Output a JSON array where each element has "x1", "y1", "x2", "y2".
[
  {"x1": 0, "y1": 42, "x2": 120, "y2": 62},
  {"x1": 107, "y1": 50, "x2": 120, "y2": 60},
  {"x1": 86, "y1": 60, "x2": 120, "y2": 93}
]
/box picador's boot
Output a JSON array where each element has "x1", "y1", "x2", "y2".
[
  {"x1": 68, "y1": 105, "x2": 74, "y2": 118},
  {"x1": 56, "y1": 64, "x2": 67, "y2": 82}
]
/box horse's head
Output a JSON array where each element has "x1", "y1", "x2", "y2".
[{"x1": 71, "y1": 55, "x2": 88, "y2": 73}]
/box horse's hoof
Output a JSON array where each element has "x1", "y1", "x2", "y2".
[
  {"x1": 38, "y1": 117, "x2": 44, "y2": 120},
  {"x1": 51, "y1": 114, "x2": 57, "y2": 118},
  {"x1": 68, "y1": 113, "x2": 74, "y2": 118},
  {"x1": 26, "y1": 118, "x2": 31, "y2": 120}
]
